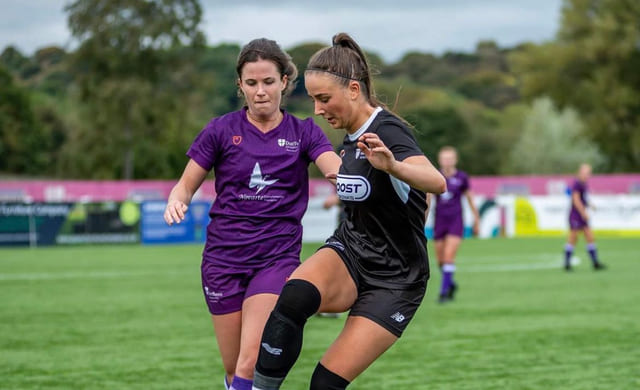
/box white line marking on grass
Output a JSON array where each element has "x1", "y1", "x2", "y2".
[
  {"x1": 461, "y1": 262, "x2": 562, "y2": 273},
  {"x1": 456, "y1": 253, "x2": 574, "y2": 273}
]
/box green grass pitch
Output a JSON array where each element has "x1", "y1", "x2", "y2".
[{"x1": 1, "y1": 238, "x2": 639, "y2": 389}]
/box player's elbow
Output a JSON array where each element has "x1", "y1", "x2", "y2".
[{"x1": 432, "y1": 176, "x2": 447, "y2": 195}]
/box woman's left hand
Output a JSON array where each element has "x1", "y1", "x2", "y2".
[{"x1": 357, "y1": 133, "x2": 396, "y2": 172}]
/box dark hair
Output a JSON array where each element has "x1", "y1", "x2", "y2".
[
  {"x1": 236, "y1": 38, "x2": 298, "y2": 97},
  {"x1": 306, "y1": 32, "x2": 383, "y2": 107}
]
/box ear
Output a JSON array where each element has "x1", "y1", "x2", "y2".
[
  {"x1": 236, "y1": 78, "x2": 244, "y2": 97},
  {"x1": 281, "y1": 74, "x2": 288, "y2": 91},
  {"x1": 348, "y1": 80, "x2": 360, "y2": 100}
]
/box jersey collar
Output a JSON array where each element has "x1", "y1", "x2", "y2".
[{"x1": 348, "y1": 106, "x2": 383, "y2": 142}]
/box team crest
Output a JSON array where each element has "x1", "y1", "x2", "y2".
[{"x1": 232, "y1": 136, "x2": 242, "y2": 145}]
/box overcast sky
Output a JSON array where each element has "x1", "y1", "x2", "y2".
[{"x1": 0, "y1": 0, "x2": 563, "y2": 62}]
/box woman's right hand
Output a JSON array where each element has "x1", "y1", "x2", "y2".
[{"x1": 164, "y1": 200, "x2": 189, "y2": 225}]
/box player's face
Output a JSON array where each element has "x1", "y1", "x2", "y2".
[
  {"x1": 238, "y1": 59, "x2": 287, "y2": 119},
  {"x1": 438, "y1": 150, "x2": 458, "y2": 170},
  {"x1": 578, "y1": 164, "x2": 592, "y2": 181},
  {"x1": 305, "y1": 72, "x2": 355, "y2": 131}
]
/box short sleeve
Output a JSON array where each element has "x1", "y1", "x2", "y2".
[
  {"x1": 461, "y1": 172, "x2": 470, "y2": 193},
  {"x1": 376, "y1": 121, "x2": 424, "y2": 161},
  {"x1": 186, "y1": 120, "x2": 218, "y2": 171},
  {"x1": 571, "y1": 180, "x2": 582, "y2": 194},
  {"x1": 304, "y1": 119, "x2": 334, "y2": 162}
]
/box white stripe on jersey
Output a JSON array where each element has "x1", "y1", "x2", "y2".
[{"x1": 389, "y1": 175, "x2": 410, "y2": 203}]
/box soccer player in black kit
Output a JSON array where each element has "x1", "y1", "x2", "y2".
[{"x1": 252, "y1": 33, "x2": 447, "y2": 390}]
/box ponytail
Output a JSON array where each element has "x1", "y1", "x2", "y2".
[{"x1": 306, "y1": 32, "x2": 383, "y2": 107}]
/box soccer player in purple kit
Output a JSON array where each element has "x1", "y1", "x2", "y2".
[
  {"x1": 430, "y1": 146, "x2": 480, "y2": 303},
  {"x1": 564, "y1": 163, "x2": 606, "y2": 271},
  {"x1": 164, "y1": 38, "x2": 341, "y2": 390},
  {"x1": 252, "y1": 33, "x2": 446, "y2": 390}
]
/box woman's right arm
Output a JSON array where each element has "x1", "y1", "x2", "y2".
[
  {"x1": 572, "y1": 190, "x2": 588, "y2": 221},
  {"x1": 164, "y1": 159, "x2": 209, "y2": 225}
]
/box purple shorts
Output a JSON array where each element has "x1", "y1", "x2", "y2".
[
  {"x1": 434, "y1": 215, "x2": 464, "y2": 240},
  {"x1": 201, "y1": 257, "x2": 299, "y2": 315},
  {"x1": 569, "y1": 212, "x2": 588, "y2": 230}
]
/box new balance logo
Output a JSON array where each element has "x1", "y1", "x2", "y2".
[
  {"x1": 261, "y1": 342, "x2": 283, "y2": 356},
  {"x1": 249, "y1": 162, "x2": 278, "y2": 193},
  {"x1": 390, "y1": 312, "x2": 405, "y2": 323}
]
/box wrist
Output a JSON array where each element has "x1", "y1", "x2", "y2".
[{"x1": 385, "y1": 159, "x2": 400, "y2": 175}]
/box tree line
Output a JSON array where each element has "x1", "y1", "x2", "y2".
[{"x1": 1, "y1": 0, "x2": 638, "y2": 180}]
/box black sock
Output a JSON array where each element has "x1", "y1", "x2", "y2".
[{"x1": 310, "y1": 363, "x2": 350, "y2": 390}]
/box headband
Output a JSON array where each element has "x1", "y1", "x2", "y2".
[{"x1": 305, "y1": 67, "x2": 361, "y2": 81}]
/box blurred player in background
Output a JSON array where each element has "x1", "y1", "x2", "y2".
[
  {"x1": 164, "y1": 38, "x2": 340, "y2": 390},
  {"x1": 564, "y1": 163, "x2": 606, "y2": 271},
  {"x1": 252, "y1": 33, "x2": 446, "y2": 390},
  {"x1": 430, "y1": 146, "x2": 479, "y2": 303}
]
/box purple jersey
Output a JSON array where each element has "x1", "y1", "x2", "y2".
[
  {"x1": 570, "y1": 180, "x2": 588, "y2": 209},
  {"x1": 569, "y1": 180, "x2": 588, "y2": 227},
  {"x1": 435, "y1": 170, "x2": 469, "y2": 220},
  {"x1": 187, "y1": 108, "x2": 333, "y2": 266}
]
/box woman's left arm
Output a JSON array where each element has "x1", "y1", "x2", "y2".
[
  {"x1": 314, "y1": 150, "x2": 342, "y2": 182},
  {"x1": 464, "y1": 190, "x2": 480, "y2": 236},
  {"x1": 357, "y1": 133, "x2": 446, "y2": 194}
]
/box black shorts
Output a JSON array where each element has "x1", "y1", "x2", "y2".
[{"x1": 321, "y1": 240, "x2": 427, "y2": 337}]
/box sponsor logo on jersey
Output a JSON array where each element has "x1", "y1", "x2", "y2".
[
  {"x1": 354, "y1": 149, "x2": 367, "y2": 160},
  {"x1": 261, "y1": 342, "x2": 283, "y2": 356},
  {"x1": 390, "y1": 312, "x2": 406, "y2": 323},
  {"x1": 232, "y1": 135, "x2": 242, "y2": 145},
  {"x1": 336, "y1": 174, "x2": 371, "y2": 201},
  {"x1": 249, "y1": 162, "x2": 278, "y2": 194},
  {"x1": 440, "y1": 190, "x2": 453, "y2": 201},
  {"x1": 277, "y1": 138, "x2": 301, "y2": 152}
]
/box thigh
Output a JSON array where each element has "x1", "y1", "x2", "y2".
[
  {"x1": 443, "y1": 235, "x2": 462, "y2": 262},
  {"x1": 290, "y1": 247, "x2": 358, "y2": 313},
  {"x1": 320, "y1": 316, "x2": 398, "y2": 382}
]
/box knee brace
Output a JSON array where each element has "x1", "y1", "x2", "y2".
[
  {"x1": 255, "y1": 279, "x2": 321, "y2": 378},
  {"x1": 310, "y1": 363, "x2": 350, "y2": 390},
  {"x1": 274, "y1": 279, "x2": 321, "y2": 325}
]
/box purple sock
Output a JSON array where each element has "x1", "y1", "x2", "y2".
[
  {"x1": 564, "y1": 244, "x2": 574, "y2": 267},
  {"x1": 230, "y1": 376, "x2": 252, "y2": 390},
  {"x1": 587, "y1": 243, "x2": 598, "y2": 264},
  {"x1": 440, "y1": 264, "x2": 455, "y2": 296}
]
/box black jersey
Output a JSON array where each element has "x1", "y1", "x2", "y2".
[{"x1": 332, "y1": 109, "x2": 429, "y2": 289}]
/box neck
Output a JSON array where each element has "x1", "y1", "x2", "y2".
[
  {"x1": 442, "y1": 167, "x2": 457, "y2": 177},
  {"x1": 247, "y1": 109, "x2": 283, "y2": 133},
  {"x1": 346, "y1": 104, "x2": 377, "y2": 134}
]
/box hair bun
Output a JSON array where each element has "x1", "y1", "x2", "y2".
[{"x1": 332, "y1": 32, "x2": 350, "y2": 47}]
